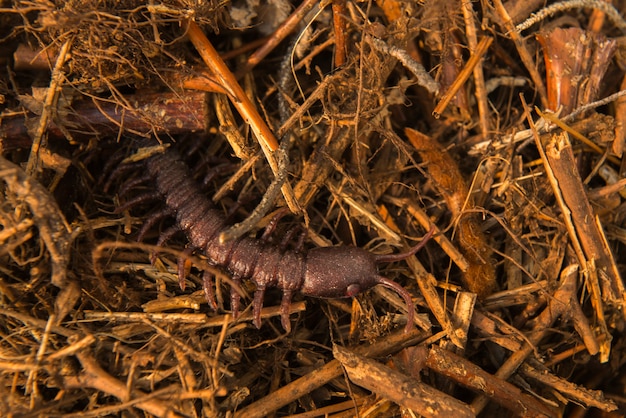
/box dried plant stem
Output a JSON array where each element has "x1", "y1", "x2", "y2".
[
  {"x1": 492, "y1": 0, "x2": 549, "y2": 109},
  {"x1": 185, "y1": 20, "x2": 300, "y2": 215},
  {"x1": 235, "y1": 328, "x2": 430, "y2": 418},
  {"x1": 587, "y1": 2, "x2": 607, "y2": 33},
  {"x1": 331, "y1": 0, "x2": 348, "y2": 67},
  {"x1": 461, "y1": 0, "x2": 490, "y2": 136},
  {"x1": 334, "y1": 345, "x2": 475, "y2": 417},
  {"x1": 238, "y1": 0, "x2": 319, "y2": 76},
  {"x1": 524, "y1": 99, "x2": 621, "y2": 361},
  {"x1": 187, "y1": 20, "x2": 276, "y2": 151},
  {"x1": 26, "y1": 40, "x2": 71, "y2": 176},
  {"x1": 405, "y1": 127, "x2": 497, "y2": 298},
  {"x1": 433, "y1": 37, "x2": 492, "y2": 118},
  {"x1": 563, "y1": 89, "x2": 626, "y2": 122},
  {"x1": 0, "y1": 156, "x2": 71, "y2": 287},
  {"x1": 420, "y1": 345, "x2": 556, "y2": 416},
  {"x1": 85, "y1": 301, "x2": 307, "y2": 328},
  {"x1": 367, "y1": 36, "x2": 439, "y2": 95},
  {"x1": 544, "y1": 135, "x2": 625, "y2": 313},
  {"x1": 515, "y1": 0, "x2": 626, "y2": 33}
]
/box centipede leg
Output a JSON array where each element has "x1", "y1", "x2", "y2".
[
  {"x1": 231, "y1": 274, "x2": 243, "y2": 320},
  {"x1": 149, "y1": 224, "x2": 181, "y2": 264},
  {"x1": 102, "y1": 153, "x2": 133, "y2": 191},
  {"x1": 293, "y1": 230, "x2": 307, "y2": 253},
  {"x1": 201, "y1": 161, "x2": 236, "y2": 187},
  {"x1": 156, "y1": 225, "x2": 181, "y2": 247},
  {"x1": 104, "y1": 160, "x2": 146, "y2": 192},
  {"x1": 279, "y1": 225, "x2": 306, "y2": 252},
  {"x1": 252, "y1": 286, "x2": 266, "y2": 329},
  {"x1": 177, "y1": 247, "x2": 194, "y2": 291},
  {"x1": 202, "y1": 270, "x2": 218, "y2": 310},
  {"x1": 118, "y1": 172, "x2": 152, "y2": 197},
  {"x1": 137, "y1": 206, "x2": 174, "y2": 242},
  {"x1": 115, "y1": 191, "x2": 161, "y2": 213},
  {"x1": 279, "y1": 290, "x2": 294, "y2": 332},
  {"x1": 260, "y1": 207, "x2": 290, "y2": 242}
]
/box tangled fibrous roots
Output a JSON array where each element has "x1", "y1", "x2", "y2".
[{"x1": 14, "y1": 0, "x2": 231, "y2": 89}]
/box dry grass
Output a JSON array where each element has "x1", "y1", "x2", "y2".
[{"x1": 0, "y1": 0, "x2": 625, "y2": 416}]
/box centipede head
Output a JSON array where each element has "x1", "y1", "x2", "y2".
[
  {"x1": 301, "y1": 246, "x2": 416, "y2": 332},
  {"x1": 300, "y1": 229, "x2": 433, "y2": 332}
]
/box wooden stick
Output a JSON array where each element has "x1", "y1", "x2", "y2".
[
  {"x1": 1, "y1": 91, "x2": 209, "y2": 152},
  {"x1": 545, "y1": 132, "x2": 624, "y2": 307},
  {"x1": 334, "y1": 345, "x2": 475, "y2": 417},
  {"x1": 422, "y1": 345, "x2": 556, "y2": 417},
  {"x1": 235, "y1": 328, "x2": 430, "y2": 418},
  {"x1": 331, "y1": 0, "x2": 348, "y2": 67},
  {"x1": 519, "y1": 361, "x2": 617, "y2": 412},
  {"x1": 471, "y1": 263, "x2": 597, "y2": 414}
]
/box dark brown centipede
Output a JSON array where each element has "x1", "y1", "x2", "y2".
[{"x1": 115, "y1": 145, "x2": 433, "y2": 332}]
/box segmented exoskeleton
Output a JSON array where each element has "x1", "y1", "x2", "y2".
[{"x1": 115, "y1": 145, "x2": 432, "y2": 332}]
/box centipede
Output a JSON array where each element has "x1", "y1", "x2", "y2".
[{"x1": 111, "y1": 143, "x2": 433, "y2": 332}]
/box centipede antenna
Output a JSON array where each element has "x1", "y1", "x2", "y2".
[
  {"x1": 375, "y1": 276, "x2": 415, "y2": 333},
  {"x1": 374, "y1": 227, "x2": 435, "y2": 264}
]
